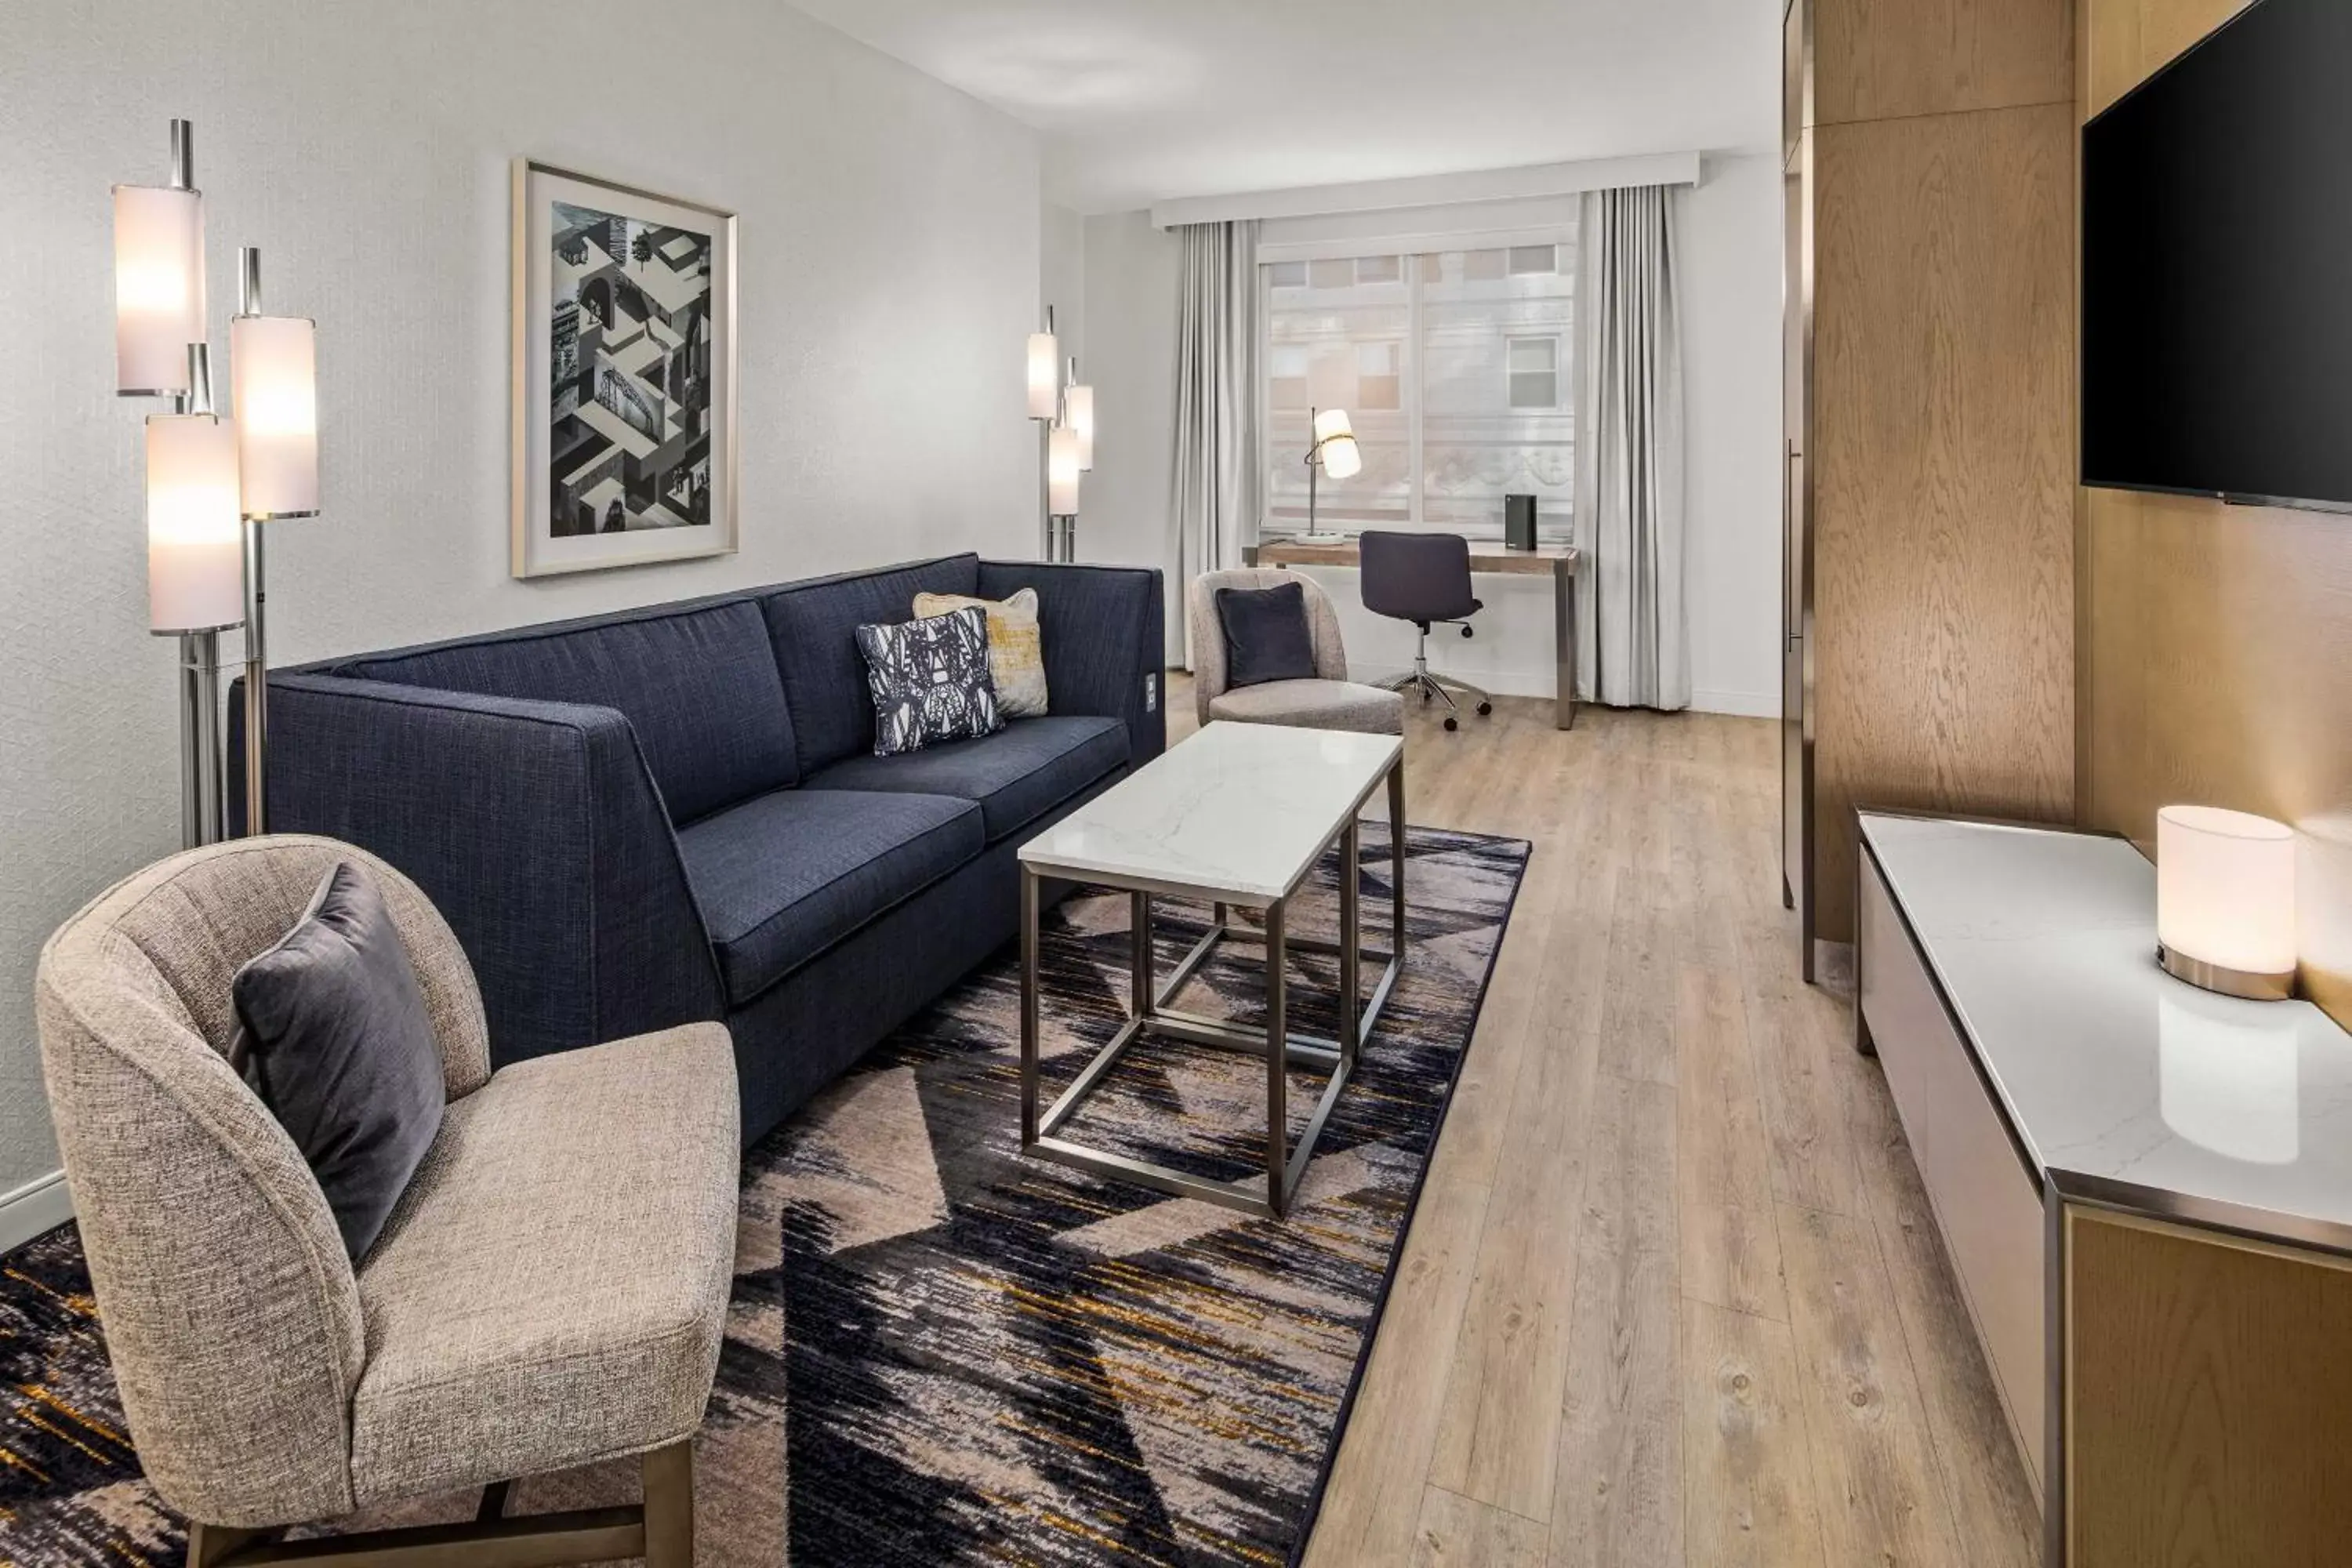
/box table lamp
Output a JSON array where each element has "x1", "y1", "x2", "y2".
[
  {"x1": 2157, "y1": 804, "x2": 2296, "y2": 1000},
  {"x1": 1304, "y1": 407, "x2": 1360, "y2": 538}
]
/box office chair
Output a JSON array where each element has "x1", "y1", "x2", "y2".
[{"x1": 1358, "y1": 530, "x2": 1494, "y2": 731}]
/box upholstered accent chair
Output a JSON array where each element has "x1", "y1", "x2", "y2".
[
  {"x1": 1188, "y1": 568, "x2": 1404, "y2": 735},
  {"x1": 34, "y1": 837, "x2": 739, "y2": 1568}
]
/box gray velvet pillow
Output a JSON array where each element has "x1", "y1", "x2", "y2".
[
  {"x1": 1216, "y1": 581, "x2": 1319, "y2": 688},
  {"x1": 230, "y1": 860, "x2": 445, "y2": 1261}
]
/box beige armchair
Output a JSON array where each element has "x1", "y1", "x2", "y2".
[
  {"x1": 34, "y1": 836, "x2": 739, "y2": 1568},
  {"x1": 1188, "y1": 568, "x2": 1404, "y2": 735}
]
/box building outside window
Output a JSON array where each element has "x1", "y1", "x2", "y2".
[{"x1": 1261, "y1": 240, "x2": 1574, "y2": 538}]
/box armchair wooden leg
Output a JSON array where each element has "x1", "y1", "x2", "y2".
[
  {"x1": 641, "y1": 1439, "x2": 695, "y2": 1568},
  {"x1": 187, "y1": 1522, "x2": 265, "y2": 1568}
]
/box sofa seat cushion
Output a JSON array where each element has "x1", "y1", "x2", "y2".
[
  {"x1": 349, "y1": 1024, "x2": 738, "y2": 1504},
  {"x1": 678, "y1": 788, "x2": 985, "y2": 1004},
  {"x1": 805, "y1": 715, "x2": 1128, "y2": 844},
  {"x1": 340, "y1": 600, "x2": 798, "y2": 824},
  {"x1": 1207, "y1": 679, "x2": 1404, "y2": 736}
]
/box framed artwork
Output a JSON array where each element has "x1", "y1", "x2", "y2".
[{"x1": 510, "y1": 159, "x2": 737, "y2": 577}]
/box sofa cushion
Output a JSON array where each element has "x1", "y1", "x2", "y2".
[
  {"x1": 341, "y1": 601, "x2": 796, "y2": 825},
  {"x1": 1207, "y1": 678, "x2": 1404, "y2": 735},
  {"x1": 350, "y1": 1024, "x2": 737, "y2": 1503},
  {"x1": 760, "y1": 556, "x2": 981, "y2": 776},
  {"x1": 230, "y1": 860, "x2": 445, "y2": 1261},
  {"x1": 806, "y1": 715, "x2": 1128, "y2": 844},
  {"x1": 677, "y1": 788, "x2": 985, "y2": 1004}
]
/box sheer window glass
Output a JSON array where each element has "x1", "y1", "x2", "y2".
[{"x1": 1262, "y1": 241, "x2": 1574, "y2": 538}]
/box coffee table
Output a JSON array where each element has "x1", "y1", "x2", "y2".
[{"x1": 1016, "y1": 720, "x2": 1406, "y2": 1218}]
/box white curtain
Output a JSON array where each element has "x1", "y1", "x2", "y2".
[
  {"x1": 1574, "y1": 186, "x2": 1690, "y2": 710},
  {"x1": 1171, "y1": 220, "x2": 1261, "y2": 670}
]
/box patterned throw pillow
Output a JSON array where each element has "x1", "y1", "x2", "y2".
[
  {"x1": 913, "y1": 587, "x2": 1049, "y2": 718},
  {"x1": 855, "y1": 605, "x2": 1001, "y2": 757}
]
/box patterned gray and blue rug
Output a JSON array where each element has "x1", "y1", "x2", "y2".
[{"x1": 0, "y1": 822, "x2": 1526, "y2": 1567}]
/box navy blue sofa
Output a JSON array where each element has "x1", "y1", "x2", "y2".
[{"x1": 230, "y1": 554, "x2": 1164, "y2": 1144}]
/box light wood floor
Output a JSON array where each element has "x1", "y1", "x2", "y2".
[{"x1": 1167, "y1": 684, "x2": 2042, "y2": 1568}]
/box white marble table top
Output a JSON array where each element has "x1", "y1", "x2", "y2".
[
  {"x1": 1861, "y1": 812, "x2": 2352, "y2": 1242},
  {"x1": 1018, "y1": 721, "x2": 1400, "y2": 904}
]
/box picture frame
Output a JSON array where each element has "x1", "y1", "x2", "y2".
[{"x1": 510, "y1": 158, "x2": 739, "y2": 578}]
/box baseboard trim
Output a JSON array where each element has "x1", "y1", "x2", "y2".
[
  {"x1": 0, "y1": 1170, "x2": 73, "y2": 1255},
  {"x1": 1690, "y1": 688, "x2": 1780, "y2": 719}
]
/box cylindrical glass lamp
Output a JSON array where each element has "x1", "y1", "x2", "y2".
[
  {"x1": 1065, "y1": 383, "x2": 1095, "y2": 470},
  {"x1": 114, "y1": 184, "x2": 205, "y2": 396},
  {"x1": 230, "y1": 314, "x2": 320, "y2": 517},
  {"x1": 1315, "y1": 407, "x2": 1363, "y2": 478},
  {"x1": 146, "y1": 414, "x2": 245, "y2": 633},
  {"x1": 1027, "y1": 330, "x2": 1061, "y2": 421},
  {"x1": 2157, "y1": 804, "x2": 2297, "y2": 1000},
  {"x1": 1048, "y1": 425, "x2": 1082, "y2": 515}
]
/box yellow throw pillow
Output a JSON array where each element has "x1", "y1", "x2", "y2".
[{"x1": 913, "y1": 587, "x2": 1049, "y2": 718}]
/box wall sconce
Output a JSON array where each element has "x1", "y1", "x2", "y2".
[{"x1": 2158, "y1": 804, "x2": 2296, "y2": 1000}]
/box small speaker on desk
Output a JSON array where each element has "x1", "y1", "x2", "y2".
[{"x1": 1504, "y1": 493, "x2": 1537, "y2": 551}]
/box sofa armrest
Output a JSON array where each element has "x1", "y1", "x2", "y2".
[
  {"x1": 978, "y1": 561, "x2": 1166, "y2": 765},
  {"x1": 234, "y1": 673, "x2": 724, "y2": 1067}
]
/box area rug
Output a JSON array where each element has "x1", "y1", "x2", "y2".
[{"x1": 0, "y1": 822, "x2": 1526, "y2": 1568}]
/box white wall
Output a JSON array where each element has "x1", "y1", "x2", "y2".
[
  {"x1": 1679, "y1": 152, "x2": 1784, "y2": 718},
  {"x1": 0, "y1": 0, "x2": 1042, "y2": 1213},
  {"x1": 1079, "y1": 211, "x2": 1185, "y2": 662},
  {"x1": 1075, "y1": 154, "x2": 1784, "y2": 711}
]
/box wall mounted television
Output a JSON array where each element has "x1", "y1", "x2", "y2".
[{"x1": 2081, "y1": 0, "x2": 2352, "y2": 512}]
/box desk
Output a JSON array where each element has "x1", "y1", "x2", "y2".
[{"x1": 1242, "y1": 537, "x2": 1581, "y2": 730}]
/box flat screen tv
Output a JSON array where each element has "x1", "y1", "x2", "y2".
[{"x1": 2081, "y1": 0, "x2": 2352, "y2": 511}]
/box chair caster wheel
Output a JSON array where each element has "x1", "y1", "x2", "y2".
[
  {"x1": 1461, "y1": 625, "x2": 1474, "y2": 638},
  {"x1": 1477, "y1": 702, "x2": 1493, "y2": 716},
  {"x1": 1444, "y1": 716, "x2": 1459, "y2": 731}
]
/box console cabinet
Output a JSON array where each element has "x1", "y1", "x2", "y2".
[{"x1": 1858, "y1": 811, "x2": 2352, "y2": 1567}]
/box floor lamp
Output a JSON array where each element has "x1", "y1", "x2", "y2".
[
  {"x1": 118, "y1": 120, "x2": 241, "y2": 849},
  {"x1": 230, "y1": 248, "x2": 321, "y2": 835},
  {"x1": 1027, "y1": 309, "x2": 1060, "y2": 559},
  {"x1": 115, "y1": 120, "x2": 319, "y2": 847}
]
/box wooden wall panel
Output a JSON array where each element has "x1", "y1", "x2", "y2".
[
  {"x1": 1809, "y1": 105, "x2": 2078, "y2": 943},
  {"x1": 1815, "y1": 0, "x2": 2074, "y2": 125},
  {"x1": 2064, "y1": 1207, "x2": 2352, "y2": 1568},
  {"x1": 2076, "y1": 0, "x2": 2352, "y2": 1030},
  {"x1": 2080, "y1": 0, "x2": 2252, "y2": 119}
]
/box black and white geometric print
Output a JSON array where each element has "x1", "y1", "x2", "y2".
[{"x1": 855, "y1": 605, "x2": 1001, "y2": 756}]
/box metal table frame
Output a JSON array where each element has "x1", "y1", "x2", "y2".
[{"x1": 1020, "y1": 753, "x2": 1406, "y2": 1218}]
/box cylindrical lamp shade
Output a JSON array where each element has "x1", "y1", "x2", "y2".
[
  {"x1": 146, "y1": 414, "x2": 245, "y2": 633},
  {"x1": 1065, "y1": 384, "x2": 1095, "y2": 470},
  {"x1": 114, "y1": 184, "x2": 206, "y2": 395},
  {"x1": 2158, "y1": 804, "x2": 2297, "y2": 1000},
  {"x1": 1315, "y1": 408, "x2": 1363, "y2": 480},
  {"x1": 230, "y1": 314, "x2": 320, "y2": 517},
  {"x1": 1048, "y1": 424, "x2": 1081, "y2": 514},
  {"x1": 1027, "y1": 332, "x2": 1060, "y2": 421}
]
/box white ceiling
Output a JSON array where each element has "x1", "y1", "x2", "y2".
[{"x1": 786, "y1": 0, "x2": 1780, "y2": 213}]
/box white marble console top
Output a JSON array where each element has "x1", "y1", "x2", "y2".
[
  {"x1": 1019, "y1": 721, "x2": 1400, "y2": 904},
  {"x1": 1861, "y1": 812, "x2": 2352, "y2": 1243}
]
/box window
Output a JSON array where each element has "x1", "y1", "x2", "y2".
[
  {"x1": 1262, "y1": 241, "x2": 1574, "y2": 535},
  {"x1": 1269, "y1": 343, "x2": 1310, "y2": 410},
  {"x1": 1356, "y1": 341, "x2": 1402, "y2": 410},
  {"x1": 1508, "y1": 336, "x2": 1560, "y2": 409}
]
